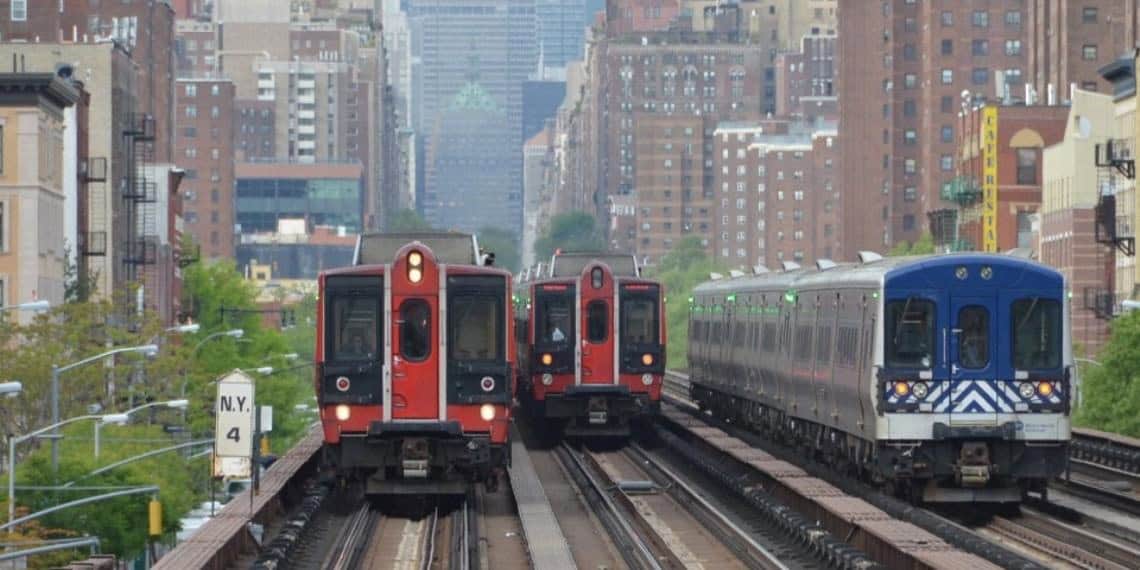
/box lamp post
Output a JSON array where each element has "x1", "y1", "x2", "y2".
[
  {"x1": 180, "y1": 329, "x2": 246, "y2": 401},
  {"x1": 9, "y1": 413, "x2": 107, "y2": 523},
  {"x1": 94, "y1": 399, "x2": 189, "y2": 459},
  {"x1": 50, "y1": 344, "x2": 159, "y2": 471},
  {"x1": 0, "y1": 300, "x2": 50, "y2": 312}
]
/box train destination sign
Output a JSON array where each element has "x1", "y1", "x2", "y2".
[{"x1": 214, "y1": 369, "x2": 255, "y2": 478}]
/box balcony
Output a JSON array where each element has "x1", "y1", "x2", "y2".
[
  {"x1": 123, "y1": 113, "x2": 155, "y2": 140},
  {"x1": 941, "y1": 176, "x2": 981, "y2": 206}
]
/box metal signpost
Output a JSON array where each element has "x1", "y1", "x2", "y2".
[{"x1": 213, "y1": 370, "x2": 255, "y2": 514}]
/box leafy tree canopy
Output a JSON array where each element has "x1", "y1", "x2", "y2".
[
  {"x1": 1076, "y1": 312, "x2": 1140, "y2": 437},
  {"x1": 888, "y1": 233, "x2": 935, "y2": 256},
  {"x1": 533, "y1": 211, "x2": 606, "y2": 261}
]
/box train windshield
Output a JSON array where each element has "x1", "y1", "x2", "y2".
[
  {"x1": 450, "y1": 294, "x2": 503, "y2": 361},
  {"x1": 329, "y1": 296, "x2": 380, "y2": 361},
  {"x1": 621, "y1": 287, "x2": 659, "y2": 346},
  {"x1": 536, "y1": 289, "x2": 573, "y2": 345},
  {"x1": 885, "y1": 298, "x2": 935, "y2": 368},
  {"x1": 1012, "y1": 298, "x2": 1062, "y2": 369}
]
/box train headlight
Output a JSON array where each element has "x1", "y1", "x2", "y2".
[
  {"x1": 480, "y1": 404, "x2": 495, "y2": 421},
  {"x1": 408, "y1": 267, "x2": 423, "y2": 283},
  {"x1": 1019, "y1": 382, "x2": 1036, "y2": 399},
  {"x1": 541, "y1": 373, "x2": 553, "y2": 386},
  {"x1": 911, "y1": 382, "x2": 929, "y2": 400},
  {"x1": 480, "y1": 376, "x2": 496, "y2": 392},
  {"x1": 641, "y1": 353, "x2": 654, "y2": 366},
  {"x1": 641, "y1": 373, "x2": 653, "y2": 386},
  {"x1": 541, "y1": 353, "x2": 553, "y2": 366},
  {"x1": 1037, "y1": 382, "x2": 1054, "y2": 397},
  {"x1": 408, "y1": 251, "x2": 423, "y2": 267},
  {"x1": 335, "y1": 405, "x2": 351, "y2": 421},
  {"x1": 407, "y1": 250, "x2": 424, "y2": 283},
  {"x1": 892, "y1": 381, "x2": 910, "y2": 398}
]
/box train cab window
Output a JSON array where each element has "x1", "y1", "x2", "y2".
[
  {"x1": 587, "y1": 301, "x2": 608, "y2": 343},
  {"x1": 1012, "y1": 298, "x2": 1061, "y2": 369},
  {"x1": 451, "y1": 294, "x2": 502, "y2": 361},
  {"x1": 399, "y1": 300, "x2": 432, "y2": 361},
  {"x1": 537, "y1": 293, "x2": 572, "y2": 344},
  {"x1": 329, "y1": 296, "x2": 380, "y2": 362},
  {"x1": 958, "y1": 306, "x2": 989, "y2": 369},
  {"x1": 885, "y1": 298, "x2": 935, "y2": 368},
  {"x1": 621, "y1": 294, "x2": 658, "y2": 345}
]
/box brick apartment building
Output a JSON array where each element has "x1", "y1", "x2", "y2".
[
  {"x1": 711, "y1": 119, "x2": 840, "y2": 269},
  {"x1": 775, "y1": 33, "x2": 837, "y2": 122},
  {"x1": 839, "y1": 0, "x2": 1139, "y2": 256},
  {"x1": 175, "y1": 77, "x2": 236, "y2": 260}
]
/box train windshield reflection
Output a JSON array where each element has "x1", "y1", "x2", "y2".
[
  {"x1": 451, "y1": 294, "x2": 502, "y2": 361},
  {"x1": 1012, "y1": 298, "x2": 1062, "y2": 369},
  {"x1": 885, "y1": 298, "x2": 935, "y2": 368}
]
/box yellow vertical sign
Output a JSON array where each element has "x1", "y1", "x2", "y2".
[{"x1": 982, "y1": 106, "x2": 998, "y2": 252}]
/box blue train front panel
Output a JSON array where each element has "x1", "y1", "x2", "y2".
[{"x1": 875, "y1": 255, "x2": 1070, "y2": 501}]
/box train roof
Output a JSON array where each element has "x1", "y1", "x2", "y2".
[
  {"x1": 693, "y1": 252, "x2": 1063, "y2": 296},
  {"x1": 354, "y1": 232, "x2": 480, "y2": 266},
  {"x1": 549, "y1": 252, "x2": 640, "y2": 278}
]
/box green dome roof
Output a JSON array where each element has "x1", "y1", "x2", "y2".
[{"x1": 449, "y1": 82, "x2": 499, "y2": 111}]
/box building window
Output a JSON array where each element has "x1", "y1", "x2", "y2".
[
  {"x1": 972, "y1": 11, "x2": 988, "y2": 27},
  {"x1": 1005, "y1": 10, "x2": 1021, "y2": 27},
  {"x1": 1083, "y1": 45, "x2": 1098, "y2": 60},
  {"x1": 941, "y1": 69, "x2": 953, "y2": 84},
  {"x1": 904, "y1": 186, "x2": 917, "y2": 202},
  {"x1": 972, "y1": 68, "x2": 988, "y2": 85},
  {"x1": 904, "y1": 159, "x2": 916, "y2": 174},
  {"x1": 903, "y1": 44, "x2": 917, "y2": 61},
  {"x1": 941, "y1": 39, "x2": 953, "y2": 55},
  {"x1": 941, "y1": 154, "x2": 954, "y2": 171},
  {"x1": 0, "y1": 125, "x2": 4, "y2": 174},
  {"x1": 904, "y1": 73, "x2": 917, "y2": 88},
  {"x1": 1005, "y1": 40, "x2": 1022, "y2": 56},
  {"x1": 941, "y1": 125, "x2": 954, "y2": 143},
  {"x1": 10, "y1": 0, "x2": 26, "y2": 21},
  {"x1": 1017, "y1": 149, "x2": 1037, "y2": 184},
  {"x1": 941, "y1": 96, "x2": 953, "y2": 113},
  {"x1": 185, "y1": 84, "x2": 197, "y2": 97},
  {"x1": 903, "y1": 214, "x2": 916, "y2": 231},
  {"x1": 1083, "y1": 7, "x2": 1098, "y2": 23},
  {"x1": 972, "y1": 40, "x2": 989, "y2": 56},
  {"x1": 904, "y1": 129, "x2": 917, "y2": 145},
  {"x1": 941, "y1": 11, "x2": 953, "y2": 26},
  {"x1": 185, "y1": 105, "x2": 198, "y2": 118}
]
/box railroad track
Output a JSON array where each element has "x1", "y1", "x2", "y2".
[
  {"x1": 324, "y1": 504, "x2": 380, "y2": 570},
  {"x1": 984, "y1": 509, "x2": 1140, "y2": 570}
]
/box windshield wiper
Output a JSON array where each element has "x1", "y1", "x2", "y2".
[
  {"x1": 893, "y1": 296, "x2": 914, "y2": 347},
  {"x1": 1016, "y1": 297, "x2": 1040, "y2": 331}
]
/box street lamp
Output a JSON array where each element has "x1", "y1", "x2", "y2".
[
  {"x1": 252, "y1": 367, "x2": 274, "y2": 375},
  {"x1": 0, "y1": 382, "x2": 22, "y2": 396},
  {"x1": 265, "y1": 353, "x2": 299, "y2": 362},
  {"x1": 50, "y1": 344, "x2": 159, "y2": 471},
  {"x1": 192, "y1": 329, "x2": 245, "y2": 356},
  {"x1": 9, "y1": 413, "x2": 107, "y2": 523},
  {"x1": 0, "y1": 300, "x2": 50, "y2": 312},
  {"x1": 94, "y1": 399, "x2": 189, "y2": 459},
  {"x1": 167, "y1": 323, "x2": 201, "y2": 334}
]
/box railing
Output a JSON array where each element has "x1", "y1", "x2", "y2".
[{"x1": 941, "y1": 176, "x2": 982, "y2": 205}]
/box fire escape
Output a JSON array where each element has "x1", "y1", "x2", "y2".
[
  {"x1": 122, "y1": 113, "x2": 158, "y2": 282},
  {"x1": 1087, "y1": 138, "x2": 1136, "y2": 319},
  {"x1": 932, "y1": 175, "x2": 982, "y2": 251}
]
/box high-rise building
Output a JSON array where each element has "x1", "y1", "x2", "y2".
[
  {"x1": 536, "y1": 0, "x2": 586, "y2": 76},
  {"x1": 775, "y1": 33, "x2": 837, "y2": 122},
  {"x1": 1027, "y1": 1, "x2": 1140, "y2": 98},
  {"x1": 176, "y1": 77, "x2": 237, "y2": 260},
  {"x1": 407, "y1": 0, "x2": 538, "y2": 235}
]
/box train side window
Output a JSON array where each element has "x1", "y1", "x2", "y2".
[
  {"x1": 587, "y1": 300, "x2": 608, "y2": 343},
  {"x1": 794, "y1": 325, "x2": 813, "y2": 361},
  {"x1": 836, "y1": 326, "x2": 858, "y2": 367},
  {"x1": 1012, "y1": 298, "x2": 1061, "y2": 369},
  {"x1": 734, "y1": 323, "x2": 746, "y2": 347},
  {"x1": 761, "y1": 323, "x2": 777, "y2": 352},
  {"x1": 329, "y1": 296, "x2": 381, "y2": 362},
  {"x1": 816, "y1": 325, "x2": 832, "y2": 364},
  {"x1": 399, "y1": 299, "x2": 432, "y2": 361},
  {"x1": 958, "y1": 306, "x2": 989, "y2": 369},
  {"x1": 751, "y1": 324, "x2": 760, "y2": 349}
]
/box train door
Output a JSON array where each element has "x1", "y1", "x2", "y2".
[
  {"x1": 948, "y1": 296, "x2": 997, "y2": 422},
  {"x1": 389, "y1": 278, "x2": 442, "y2": 421},
  {"x1": 579, "y1": 265, "x2": 616, "y2": 384}
]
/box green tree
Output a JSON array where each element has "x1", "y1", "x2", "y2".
[
  {"x1": 888, "y1": 233, "x2": 935, "y2": 256},
  {"x1": 476, "y1": 227, "x2": 521, "y2": 272},
  {"x1": 387, "y1": 208, "x2": 434, "y2": 231},
  {"x1": 1076, "y1": 312, "x2": 1140, "y2": 437},
  {"x1": 644, "y1": 237, "x2": 727, "y2": 369},
  {"x1": 533, "y1": 211, "x2": 606, "y2": 261}
]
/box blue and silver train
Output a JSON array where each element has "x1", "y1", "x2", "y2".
[{"x1": 688, "y1": 252, "x2": 1071, "y2": 503}]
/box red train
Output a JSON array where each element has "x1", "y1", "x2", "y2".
[
  {"x1": 316, "y1": 232, "x2": 514, "y2": 494},
  {"x1": 515, "y1": 252, "x2": 666, "y2": 438}
]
